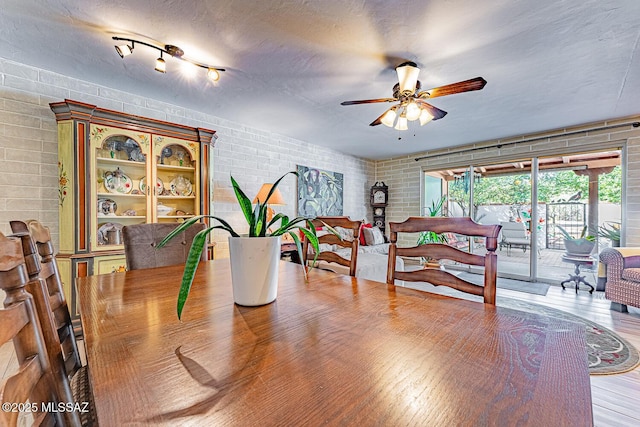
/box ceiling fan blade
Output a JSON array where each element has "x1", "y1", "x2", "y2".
[
  {"x1": 415, "y1": 100, "x2": 448, "y2": 120},
  {"x1": 419, "y1": 77, "x2": 487, "y2": 99},
  {"x1": 340, "y1": 98, "x2": 396, "y2": 106},
  {"x1": 369, "y1": 109, "x2": 389, "y2": 126}
]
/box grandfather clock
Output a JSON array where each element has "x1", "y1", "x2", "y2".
[{"x1": 370, "y1": 182, "x2": 388, "y2": 234}]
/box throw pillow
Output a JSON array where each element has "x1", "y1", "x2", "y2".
[
  {"x1": 363, "y1": 226, "x2": 385, "y2": 246},
  {"x1": 359, "y1": 223, "x2": 373, "y2": 245},
  {"x1": 334, "y1": 226, "x2": 354, "y2": 242},
  {"x1": 370, "y1": 226, "x2": 385, "y2": 245}
]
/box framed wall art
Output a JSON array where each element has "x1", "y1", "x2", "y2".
[{"x1": 297, "y1": 165, "x2": 343, "y2": 217}]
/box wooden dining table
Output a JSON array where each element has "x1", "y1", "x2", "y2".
[{"x1": 77, "y1": 259, "x2": 593, "y2": 426}]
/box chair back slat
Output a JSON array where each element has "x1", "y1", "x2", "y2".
[
  {"x1": 10, "y1": 220, "x2": 85, "y2": 426},
  {"x1": 387, "y1": 217, "x2": 501, "y2": 304},
  {"x1": 303, "y1": 216, "x2": 362, "y2": 277},
  {"x1": 0, "y1": 232, "x2": 63, "y2": 427}
]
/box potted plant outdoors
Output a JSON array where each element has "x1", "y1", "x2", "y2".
[
  {"x1": 158, "y1": 171, "x2": 325, "y2": 320},
  {"x1": 557, "y1": 225, "x2": 596, "y2": 256},
  {"x1": 416, "y1": 195, "x2": 449, "y2": 268},
  {"x1": 598, "y1": 221, "x2": 621, "y2": 247}
]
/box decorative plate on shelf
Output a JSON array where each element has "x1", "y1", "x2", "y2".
[
  {"x1": 104, "y1": 169, "x2": 133, "y2": 194},
  {"x1": 97, "y1": 198, "x2": 117, "y2": 216},
  {"x1": 169, "y1": 175, "x2": 193, "y2": 196},
  {"x1": 139, "y1": 176, "x2": 164, "y2": 193}
]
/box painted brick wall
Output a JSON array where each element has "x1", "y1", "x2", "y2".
[
  {"x1": 0, "y1": 58, "x2": 375, "y2": 257},
  {"x1": 376, "y1": 120, "x2": 640, "y2": 247}
]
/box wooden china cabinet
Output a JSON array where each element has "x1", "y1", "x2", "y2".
[{"x1": 50, "y1": 100, "x2": 217, "y2": 327}]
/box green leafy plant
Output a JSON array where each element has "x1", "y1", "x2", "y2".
[
  {"x1": 158, "y1": 171, "x2": 322, "y2": 319},
  {"x1": 598, "y1": 221, "x2": 621, "y2": 241},
  {"x1": 416, "y1": 196, "x2": 449, "y2": 266},
  {"x1": 417, "y1": 195, "x2": 449, "y2": 246},
  {"x1": 556, "y1": 225, "x2": 595, "y2": 241}
]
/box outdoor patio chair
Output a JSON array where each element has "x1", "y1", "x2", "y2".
[{"x1": 499, "y1": 221, "x2": 531, "y2": 256}]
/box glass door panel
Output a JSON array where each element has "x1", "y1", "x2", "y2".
[
  {"x1": 473, "y1": 164, "x2": 532, "y2": 278},
  {"x1": 536, "y1": 150, "x2": 622, "y2": 283}
]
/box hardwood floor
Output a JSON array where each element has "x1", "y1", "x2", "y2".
[{"x1": 1, "y1": 284, "x2": 639, "y2": 426}]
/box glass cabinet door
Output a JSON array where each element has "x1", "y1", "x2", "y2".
[
  {"x1": 90, "y1": 125, "x2": 151, "y2": 251},
  {"x1": 152, "y1": 135, "x2": 200, "y2": 223}
]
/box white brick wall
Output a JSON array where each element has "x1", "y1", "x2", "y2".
[{"x1": 0, "y1": 58, "x2": 375, "y2": 257}]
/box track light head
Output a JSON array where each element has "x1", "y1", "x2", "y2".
[
  {"x1": 155, "y1": 53, "x2": 166, "y2": 73},
  {"x1": 115, "y1": 43, "x2": 133, "y2": 58}
]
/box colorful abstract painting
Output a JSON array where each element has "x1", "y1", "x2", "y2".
[{"x1": 297, "y1": 165, "x2": 343, "y2": 217}]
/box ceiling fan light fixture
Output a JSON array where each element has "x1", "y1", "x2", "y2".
[
  {"x1": 380, "y1": 106, "x2": 398, "y2": 127},
  {"x1": 405, "y1": 101, "x2": 421, "y2": 121},
  {"x1": 395, "y1": 112, "x2": 408, "y2": 131},
  {"x1": 419, "y1": 109, "x2": 434, "y2": 126},
  {"x1": 396, "y1": 61, "x2": 420, "y2": 94}
]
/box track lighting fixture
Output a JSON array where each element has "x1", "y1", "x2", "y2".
[{"x1": 112, "y1": 36, "x2": 225, "y2": 81}]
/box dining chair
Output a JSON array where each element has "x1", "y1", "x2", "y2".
[
  {"x1": 303, "y1": 216, "x2": 363, "y2": 277},
  {"x1": 122, "y1": 222, "x2": 207, "y2": 270},
  {"x1": 10, "y1": 219, "x2": 95, "y2": 426},
  {"x1": 387, "y1": 217, "x2": 502, "y2": 304},
  {"x1": 0, "y1": 232, "x2": 64, "y2": 427}
]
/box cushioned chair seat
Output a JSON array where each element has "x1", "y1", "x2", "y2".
[
  {"x1": 599, "y1": 247, "x2": 640, "y2": 311},
  {"x1": 622, "y1": 268, "x2": 640, "y2": 282},
  {"x1": 123, "y1": 223, "x2": 207, "y2": 270}
]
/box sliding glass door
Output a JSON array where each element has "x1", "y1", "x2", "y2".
[{"x1": 422, "y1": 149, "x2": 622, "y2": 283}]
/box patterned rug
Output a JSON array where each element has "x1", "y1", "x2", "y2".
[{"x1": 499, "y1": 297, "x2": 640, "y2": 375}]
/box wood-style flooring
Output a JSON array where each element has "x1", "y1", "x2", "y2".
[{"x1": 1, "y1": 284, "x2": 639, "y2": 426}]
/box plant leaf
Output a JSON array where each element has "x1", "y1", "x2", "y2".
[
  {"x1": 289, "y1": 231, "x2": 308, "y2": 280},
  {"x1": 270, "y1": 216, "x2": 308, "y2": 236},
  {"x1": 267, "y1": 213, "x2": 287, "y2": 231},
  {"x1": 176, "y1": 228, "x2": 210, "y2": 320},
  {"x1": 157, "y1": 216, "x2": 205, "y2": 248},
  {"x1": 231, "y1": 175, "x2": 254, "y2": 226},
  {"x1": 250, "y1": 201, "x2": 262, "y2": 237}
]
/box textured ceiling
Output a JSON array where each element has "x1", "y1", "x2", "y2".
[{"x1": 1, "y1": 0, "x2": 640, "y2": 160}]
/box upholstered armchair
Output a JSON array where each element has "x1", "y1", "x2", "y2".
[{"x1": 599, "y1": 247, "x2": 640, "y2": 312}]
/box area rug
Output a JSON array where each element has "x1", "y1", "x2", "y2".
[
  {"x1": 456, "y1": 271, "x2": 550, "y2": 296},
  {"x1": 498, "y1": 297, "x2": 640, "y2": 375}
]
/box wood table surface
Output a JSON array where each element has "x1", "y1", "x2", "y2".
[{"x1": 77, "y1": 260, "x2": 593, "y2": 426}]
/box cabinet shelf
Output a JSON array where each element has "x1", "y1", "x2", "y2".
[
  {"x1": 97, "y1": 215, "x2": 146, "y2": 220},
  {"x1": 97, "y1": 192, "x2": 145, "y2": 198},
  {"x1": 158, "y1": 195, "x2": 196, "y2": 200},
  {"x1": 157, "y1": 164, "x2": 196, "y2": 172},
  {"x1": 96, "y1": 157, "x2": 146, "y2": 168}
]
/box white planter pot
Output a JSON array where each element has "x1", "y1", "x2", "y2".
[{"x1": 228, "y1": 235, "x2": 281, "y2": 306}]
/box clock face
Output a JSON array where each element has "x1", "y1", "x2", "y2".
[
  {"x1": 374, "y1": 207, "x2": 384, "y2": 216},
  {"x1": 373, "y1": 190, "x2": 386, "y2": 204}
]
